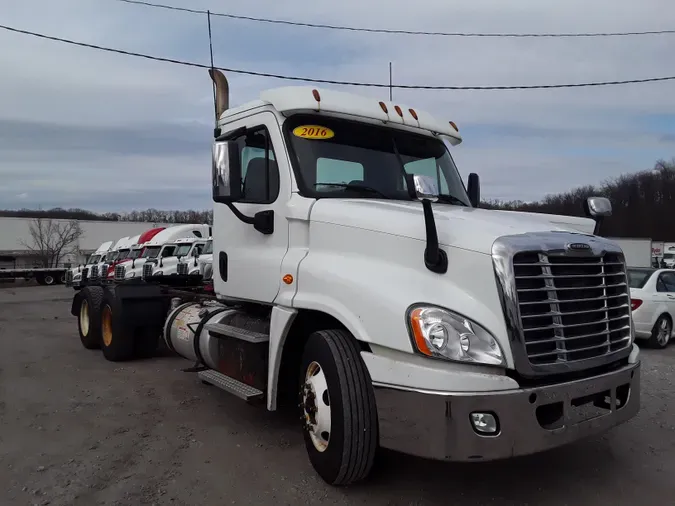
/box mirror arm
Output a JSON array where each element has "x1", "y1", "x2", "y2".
[
  {"x1": 422, "y1": 199, "x2": 448, "y2": 274},
  {"x1": 226, "y1": 202, "x2": 255, "y2": 225},
  {"x1": 225, "y1": 203, "x2": 274, "y2": 235}
]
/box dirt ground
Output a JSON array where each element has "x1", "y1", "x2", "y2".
[{"x1": 1, "y1": 285, "x2": 674, "y2": 506}]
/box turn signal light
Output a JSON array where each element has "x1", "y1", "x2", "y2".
[
  {"x1": 379, "y1": 101, "x2": 389, "y2": 114},
  {"x1": 630, "y1": 299, "x2": 642, "y2": 311}
]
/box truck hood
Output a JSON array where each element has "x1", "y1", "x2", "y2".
[{"x1": 310, "y1": 200, "x2": 596, "y2": 255}]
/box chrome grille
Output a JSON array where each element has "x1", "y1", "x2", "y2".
[
  {"x1": 114, "y1": 264, "x2": 125, "y2": 280},
  {"x1": 513, "y1": 251, "x2": 631, "y2": 366},
  {"x1": 142, "y1": 263, "x2": 154, "y2": 278},
  {"x1": 90, "y1": 265, "x2": 99, "y2": 279},
  {"x1": 177, "y1": 262, "x2": 188, "y2": 275}
]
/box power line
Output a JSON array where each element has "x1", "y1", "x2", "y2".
[
  {"x1": 2, "y1": 24, "x2": 675, "y2": 90},
  {"x1": 114, "y1": 0, "x2": 675, "y2": 38}
]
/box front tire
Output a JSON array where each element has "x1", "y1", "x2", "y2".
[
  {"x1": 648, "y1": 314, "x2": 671, "y2": 349},
  {"x1": 300, "y1": 329, "x2": 378, "y2": 486}
]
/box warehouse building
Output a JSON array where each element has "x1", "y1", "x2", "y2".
[{"x1": 0, "y1": 217, "x2": 173, "y2": 269}]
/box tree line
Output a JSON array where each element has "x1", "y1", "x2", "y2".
[
  {"x1": 483, "y1": 158, "x2": 675, "y2": 241},
  {"x1": 0, "y1": 208, "x2": 213, "y2": 224},
  {"x1": 3, "y1": 157, "x2": 673, "y2": 240}
]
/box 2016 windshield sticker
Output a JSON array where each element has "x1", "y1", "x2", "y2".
[{"x1": 292, "y1": 125, "x2": 334, "y2": 140}]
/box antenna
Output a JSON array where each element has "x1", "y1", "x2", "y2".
[{"x1": 389, "y1": 62, "x2": 393, "y2": 101}]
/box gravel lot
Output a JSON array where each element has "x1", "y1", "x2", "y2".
[{"x1": 1, "y1": 285, "x2": 674, "y2": 505}]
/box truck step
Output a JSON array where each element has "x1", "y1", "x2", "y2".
[
  {"x1": 205, "y1": 322, "x2": 269, "y2": 343},
  {"x1": 198, "y1": 369, "x2": 264, "y2": 401}
]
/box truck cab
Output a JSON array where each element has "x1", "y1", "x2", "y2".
[
  {"x1": 205, "y1": 71, "x2": 640, "y2": 483},
  {"x1": 178, "y1": 237, "x2": 213, "y2": 277},
  {"x1": 156, "y1": 237, "x2": 207, "y2": 276},
  {"x1": 67, "y1": 240, "x2": 113, "y2": 288}
]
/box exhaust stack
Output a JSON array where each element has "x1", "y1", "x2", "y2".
[{"x1": 208, "y1": 68, "x2": 230, "y2": 120}]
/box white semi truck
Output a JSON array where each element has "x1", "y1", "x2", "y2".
[{"x1": 70, "y1": 70, "x2": 640, "y2": 486}]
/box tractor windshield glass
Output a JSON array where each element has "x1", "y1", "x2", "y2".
[
  {"x1": 142, "y1": 246, "x2": 161, "y2": 259},
  {"x1": 175, "y1": 244, "x2": 193, "y2": 257},
  {"x1": 284, "y1": 113, "x2": 470, "y2": 206},
  {"x1": 203, "y1": 240, "x2": 213, "y2": 254}
]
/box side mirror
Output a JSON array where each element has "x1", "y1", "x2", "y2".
[
  {"x1": 583, "y1": 196, "x2": 612, "y2": 218},
  {"x1": 467, "y1": 173, "x2": 480, "y2": 208},
  {"x1": 411, "y1": 174, "x2": 439, "y2": 202},
  {"x1": 212, "y1": 141, "x2": 242, "y2": 203},
  {"x1": 583, "y1": 196, "x2": 612, "y2": 235}
]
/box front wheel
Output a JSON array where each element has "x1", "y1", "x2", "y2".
[
  {"x1": 300, "y1": 329, "x2": 378, "y2": 486},
  {"x1": 648, "y1": 314, "x2": 672, "y2": 349}
]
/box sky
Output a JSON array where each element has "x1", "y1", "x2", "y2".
[{"x1": 0, "y1": 0, "x2": 674, "y2": 212}]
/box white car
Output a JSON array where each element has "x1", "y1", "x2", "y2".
[{"x1": 628, "y1": 267, "x2": 675, "y2": 348}]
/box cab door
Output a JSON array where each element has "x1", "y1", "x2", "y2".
[{"x1": 212, "y1": 111, "x2": 290, "y2": 304}]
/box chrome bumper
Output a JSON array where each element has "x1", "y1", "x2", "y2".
[{"x1": 373, "y1": 361, "x2": 640, "y2": 461}]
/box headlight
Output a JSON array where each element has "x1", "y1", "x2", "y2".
[
  {"x1": 126, "y1": 272, "x2": 136, "y2": 278},
  {"x1": 155, "y1": 270, "x2": 163, "y2": 276},
  {"x1": 407, "y1": 305, "x2": 505, "y2": 367}
]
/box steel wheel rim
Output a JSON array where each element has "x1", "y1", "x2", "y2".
[
  {"x1": 44, "y1": 275, "x2": 54, "y2": 285},
  {"x1": 657, "y1": 318, "x2": 670, "y2": 345},
  {"x1": 79, "y1": 299, "x2": 90, "y2": 336},
  {"x1": 302, "y1": 361, "x2": 331, "y2": 452},
  {"x1": 102, "y1": 305, "x2": 113, "y2": 347}
]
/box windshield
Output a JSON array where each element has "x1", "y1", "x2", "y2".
[
  {"x1": 117, "y1": 249, "x2": 130, "y2": 260},
  {"x1": 203, "y1": 240, "x2": 213, "y2": 254},
  {"x1": 87, "y1": 254, "x2": 101, "y2": 265},
  {"x1": 284, "y1": 114, "x2": 471, "y2": 205},
  {"x1": 627, "y1": 268, "x2": 654, "y2": 289},
  {"x1": 141, "y1": 246, "x2": 161, "y2": 259},
  {"x1": 128, "y1": 249, "x2": 142, "y2": 259},
  {"x1": 175, "y1": 244, "x2": 193, "y2": 257},
  {"x1": 664, "y1": 253, "x2": 675, "y2": 260}
]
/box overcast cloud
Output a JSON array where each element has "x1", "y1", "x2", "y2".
[{"x1": 0, "y1": 0, "x2": 673, "y2": 211}]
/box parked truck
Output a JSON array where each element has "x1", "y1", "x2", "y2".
[
  {"x1": 606, "y1": 238, "x2": 653, "y2": 268},
  {"x1": 70, "y1": 70, "x2": 641, "y2": 486}
]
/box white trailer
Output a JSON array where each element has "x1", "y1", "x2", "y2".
[
  {"x1": 70, "y1": 69, "x2": 641, "y2": 487},
  {"x1": 606, "y1": 238, "x2": 652, "y2": 268}
]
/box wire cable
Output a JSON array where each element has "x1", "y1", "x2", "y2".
[
  {"x1": 114, "y1": 0, "x2": 675, "y2": 38},
  {"x1": 2, "y1": 24, "x2": 675, "y2": 90}
]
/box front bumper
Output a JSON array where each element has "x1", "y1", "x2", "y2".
[{"x1": 374, "y1": 360, "x2": 640, "y2": 461}]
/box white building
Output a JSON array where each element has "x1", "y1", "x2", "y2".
[{"x1": 0, "y1": 217, "x2": 174, "y2": 269}]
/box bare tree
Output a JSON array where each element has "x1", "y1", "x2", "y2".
[{"x1": 20, "y1": 218, "x2": 83, "y2": 268}]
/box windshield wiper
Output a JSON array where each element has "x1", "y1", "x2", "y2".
[
  {"x1": 313, "y1": 183, "x2": 389, "y2": 199},
  {"x1": 436, "y1": 194, "x2": 468, "y2": 206}
]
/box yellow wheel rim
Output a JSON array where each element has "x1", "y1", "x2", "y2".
[
  {"x1": 79, "y1": 299, "x2": 90, "y2": 336},
  {"x1": 102, "y1": 305, "x2": 113, "y2": 347}
]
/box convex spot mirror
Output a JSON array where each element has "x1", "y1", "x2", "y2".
[
  {"x1": 584, "y1": 196, "x2": 612, "y2": 218},
  {"x1": 411, "y1": 174, "x2": 439, "y2": 202},
  {"x1": 212, "y1": 141, "x2": 242, "y2": 203}
]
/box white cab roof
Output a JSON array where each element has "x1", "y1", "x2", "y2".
[
  {"x1": 144, "y1": 224, "x2": 210, "y2": 247},
  {"x1": 94, "y1": 241, "x2": 113, "y2": 254},
  {"x1": 222, "y1": 86, "x2": 462, "y2": 145}
]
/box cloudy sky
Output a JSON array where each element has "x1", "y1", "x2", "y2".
[{"x1": 1, "y1": 0, "x2": 673, "y2": 212}]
